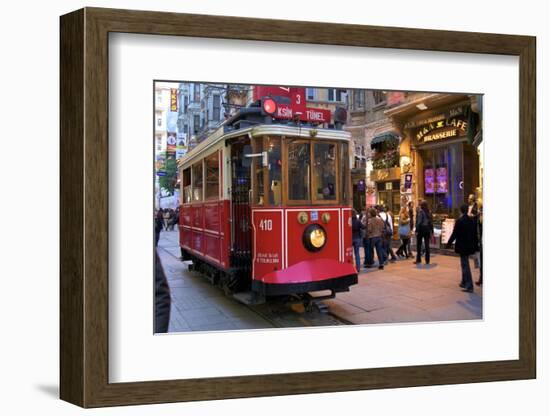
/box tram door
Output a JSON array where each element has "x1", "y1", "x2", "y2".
[{"x1": 230, "y1": 140, "x2": 252, "y2": 279}]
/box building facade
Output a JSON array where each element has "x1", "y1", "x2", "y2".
[{"x1": 345, "y1": 90, "x2": 483, "y2": 241}]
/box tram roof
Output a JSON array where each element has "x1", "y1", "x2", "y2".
[{"x1": 177, "y1": 124, "x2": 352, "y2": 168}]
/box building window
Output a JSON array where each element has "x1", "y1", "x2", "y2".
[
  {"x1": 353, "y1": 90, "x2": 365, "y2": 109},
  {"x1": 157, "y1": 118, "x2": 162, "y2": 127},
  {"x1": 373, "y1": 90, "x2": 387, "y2": 105},
  {"x1": 306, "y1": 88, "x2": 315, "y2": 100},
  {"x1": 184, "y1": 96, "x2": 189, "y2": 112},
  {"x1": 193, "y1": 83, "x2": 200, "y2": 101},
  {"x1": 213, "y1": 94, "x2": 221, "y2": 120},
  {"x1": 328, "y1": 89, "x2": 345, "y2": 102},
  {"x1": 193, "y1": 115, "x2": 200, "y2": 134}
]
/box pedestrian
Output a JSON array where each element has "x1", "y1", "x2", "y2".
[
  {"x1": 154, "y1": 249, "x2": 171, "y2": 333},
  {"x1": 414, "y1": 200, "x2": 433, "y2": 265},
  {"x1": 163, "y1": 208, "x2": 171, "y2": 231},
  {"x1": 361, "y1": 210, "x2": 374, "y2": 267},
  {"x1": 467, "y1": 194, "x2": 479, "y2": 217},
  {"x1": 396, "y1": 206, "x2": 411, "y2": 258},
  {"x1": 378, "y1": 205, "x2": 396, "y2": 263},
  {"x1": 367, "y1": 208, "x2": 386, "y2": 270},
  {"x1": 169, "y1": 208, "x2": 177, "y2": 231},
  {"x1": 407, "y1": 201, "x2": 414, "y2": 257},
  {"x1": 476, "y1": 205, "x2": 483, "y2": 286},
  {"x1": 155, "y1": 209, "x2": 164, "y2": 246},
  {"x1": 446, "y1": 204, "x2": 479, "y2": 293},
  {"x1": 351, "y1": 209, "x2": 364, "y2": 273}
]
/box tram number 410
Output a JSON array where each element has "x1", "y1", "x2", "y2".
[{"x1": 259, "y1": 219, "x2": 273, "y2": 231}]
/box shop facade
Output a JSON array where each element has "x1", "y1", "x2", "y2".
[{"x1": 369, "y1": 93, "x2": 482, "y2": 246}]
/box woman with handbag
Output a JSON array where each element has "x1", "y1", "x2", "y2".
[{"x1": 396, "y1": 206, "x2": 411, "y2": 258}]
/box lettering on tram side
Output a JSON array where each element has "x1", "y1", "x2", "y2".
[{"x1": 256, "y1": 252, "x2": 280, "y2": 264}]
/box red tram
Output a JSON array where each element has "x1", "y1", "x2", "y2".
[{"x1": 177, "y1": 87, "x2": 357, "y2": 303}]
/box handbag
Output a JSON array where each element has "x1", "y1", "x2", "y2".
[{"x1": 398, "y1": 223, "x2": 410, "y2": 238}]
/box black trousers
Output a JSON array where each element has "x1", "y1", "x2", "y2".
[
  {"x1": 397, "y1": 238, "x2": 410, "y2": 257},
  {"x1": 416, "y1": 232, "x2": 430, "y2": 263},
  {"x1": 460, "y1": 254, "x2": 473, "y2": 290}
]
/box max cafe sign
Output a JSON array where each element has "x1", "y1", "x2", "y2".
[{"x1": 416, "y1": 117, "x2": 468, "y2": 144}]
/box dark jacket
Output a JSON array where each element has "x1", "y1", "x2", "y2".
[
  {"x1": 415, "y1": 209, "x2": 433, "y2": 235},
  {"x1": 154, "y1": 250, "x2": 171, "y2": 333},
  {"x1": 447, "y1": 214, "x2": 479, "y2": 255},
  {"x1": 351, "y1": 215, "x2": 363, "y2": 241}
]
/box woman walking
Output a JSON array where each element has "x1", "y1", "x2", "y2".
[
  {"x1": 414, "y1": 200, "x2": 433, "y2": 265},
  {"x1": 396, "y1": 206, "x2": 411, "y2": 258}
]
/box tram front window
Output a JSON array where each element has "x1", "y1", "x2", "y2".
[
  {"x1": 313, "y1": 143, "x2": 337, "y2": 201},
  {"x1": 288, "y1": 141, "x2": 310, "y2": 201}
]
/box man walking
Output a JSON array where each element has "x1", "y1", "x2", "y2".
[{"x1": 446, "y1": 204, "x2": 479, "y2": 293}]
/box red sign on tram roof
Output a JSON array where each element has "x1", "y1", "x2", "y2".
[{"x1": 253, "y1": 86, "x2": 332, "y2": 124}]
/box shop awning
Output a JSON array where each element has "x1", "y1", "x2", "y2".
[{"x1": 370, "y1": 132, "x2": 399, "y2": 149}]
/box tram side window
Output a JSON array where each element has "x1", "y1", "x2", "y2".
[
  {"x1": 288, "y1": 141, "x2": 310, "y2": 202},
  {"x1": 192, "y1": 162, "x2": 203, "y2": 201},
  {"x1": 340, "y1": 142, "x2": 350, "y2": 204},
  {"x1": 205, "y1": 152, "x2": 219, "y2": 200},
  {"x1": 267, "y1": 137, "x2": 282, "y2": 206},
  {"x1": 182, "y1": 168, "x2": 192, "y2": 203},
  {"x1": 253, "y1": 138, "x2": 265, "y2": 205},
  {"x1": 313, "y1": 142, "x2": 337, "y2": 201}
]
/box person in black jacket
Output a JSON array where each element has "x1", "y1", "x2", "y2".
[
  {"x1": 414, "y1": 200, "x2": 433, "y2": 265},
  {"x1": 351, "y1": 209, "x2": 364, "y2": 272},
  {"x1": 154, "y1": 209, "x2": 164, "y2": 247},
  {"x1": 154, "y1": 250, "x2": 171, "y2": 333},
  {"x1": 447, "y1": 204, "x2": 479, "y2": 293}
]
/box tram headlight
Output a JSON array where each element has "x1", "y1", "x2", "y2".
[{"x1": 302, "y1": 224, "x2": 327, "y2": 252}]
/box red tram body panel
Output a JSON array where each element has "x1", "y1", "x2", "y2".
[
  {"x1": 251, "y1": 207, "x2": 356, "y2": 295},
  {"x1": 180, "y1": 200, "x2": 231, "y2": 269}
]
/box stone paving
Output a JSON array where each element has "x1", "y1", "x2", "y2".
[
  {"x1": 156, "y1": 229, "x2": 482, "y2": 333},
  {"x1": 157, "y1": 232, "x2": 273, "y2": 332},
  {"x1": 324, "y1": 252, "x2": 483, "y2": 325}
]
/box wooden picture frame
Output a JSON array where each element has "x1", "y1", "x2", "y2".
[{"x1": 60, "y1": 7, "x2": 536, "y2": 408}]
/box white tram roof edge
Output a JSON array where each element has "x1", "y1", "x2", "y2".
[{"x1": 177, "y1": 124, "x2": 352, "y2": 169}]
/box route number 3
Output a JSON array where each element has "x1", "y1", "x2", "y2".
[{"x1": 259, "y1": 219, "x2": 273, "y2": 231}]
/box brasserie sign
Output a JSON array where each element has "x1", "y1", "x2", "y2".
[{"x1": 415, "y1": 116, "x2": 468, "y2": 144}]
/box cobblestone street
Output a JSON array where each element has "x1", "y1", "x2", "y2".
[{"x1": 157, "y1": 229, "x2": 482, "y2": 333}]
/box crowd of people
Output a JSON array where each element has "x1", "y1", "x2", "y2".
[
  {"x1": 351, "y1": 195, "x2": 482, "y2": 293},
  {"x1": 155, "y1": 206, "x2": 180, "y2": 247}
]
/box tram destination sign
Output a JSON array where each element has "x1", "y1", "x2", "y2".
[
  {"x1": 254, "y1": 85, "x2": 332, "y2": 123},
  {"x1": 275, "y1": 104, "x2": 331, "y2": 123}
]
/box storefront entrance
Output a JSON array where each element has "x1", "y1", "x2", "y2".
[
  {"x1": 419, "y1": 140, "x2": 479, "y2": 217},
  {"x1": 377, "y1": 180, "x2": 401, "y2": 216}
]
